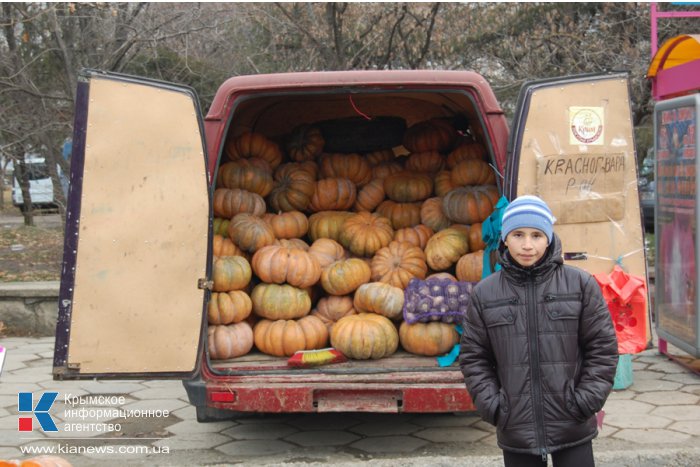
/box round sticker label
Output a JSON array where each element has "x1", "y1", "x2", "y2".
[{"x1": 570, "y1": 107, "x2": 604, "y2": 145}]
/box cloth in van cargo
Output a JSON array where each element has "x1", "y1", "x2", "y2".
[{"x1": 402, "y1": 278, "x2": 475, "y2": 324}]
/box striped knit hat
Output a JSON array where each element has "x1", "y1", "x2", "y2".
[{"x1": 501, "y1": 195, "x2": 556, "y2": 243}]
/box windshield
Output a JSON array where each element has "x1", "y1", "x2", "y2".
[{"x1": 17, "y1": 162, "x2": 50, "y2": 181}]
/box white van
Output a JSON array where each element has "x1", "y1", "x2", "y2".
[{"x1": 12, "y1": 155, "x2": 68, "y2": 210}]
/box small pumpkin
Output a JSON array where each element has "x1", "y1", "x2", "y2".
[
  {"x1": 354, "y1": 178, "x2": 385, "y2": 212},
  {"x1": 375, "y1": 200, "x2": 422, "y2": 230},
  {"x1": 403, "y1": 118, "x2": 457, "y2": 153},
  {"x1": 450, "y1": 159, "x2": 496, "y2": 186},
  {"x1": 372, "y1": 161, "x2": 404, "y2": 180},
  {"x1": 365, "y1": 149, "x2": 395, "y2": 166},
  {"x1": 371, "y1": 241, "x2": 428, "y2": 289},
  {"x1": 394, "y1": 224, "x2": 434, "y2": 249},
  {"x1": 456, "y1": 250, "x2": 484, "y2": 282},
  {"x1": 319, "y1": 153, "x2": 372, "y2": 187},
  {"x1": 208, "y1": 322, "x2": 254, "y2": 359},
  {"x1": 399, "y1": 321, "x2": 459, "y2": 356},
  {"x1": 447, "y1": 141, "x2": 487, "y2": 168},
  {"x1": 225, "y1": 131, "x2": 283, "y2": 169},
  {"x1": 275, "y1": 238, "x2": 310, "y2": 250},
  {"x1": 253, "y1": 315, "x2": 328, "y2": 357},
  {"x1": 287, "y1": 125, "x2": 325, "y2": 162},
  {"x1": 308, "y1": 178, "x2": 357, "y2": 212},
  {"x1": 353, "y1": 282, "x2": 405, "y2": 320},
  {"x1": 212, "y1": 255, "x2": 252, "y2": 292},
  {"x1": 420, "y1": 197, "x2": 451, "y2": 232},
  {"x1": 405, "y1": 151, "x2": 446, "y2": 173},
  {"x1": 252, "y1": 244, "x2": 321, "y2": 288},
  {"x1": 268, "y1": 164, "x2": 316, "y2": 212},
  {"x1": 310, "y1": 295, "x2": 357, "y2": 332},
  {"x1": 320, "y1": 258, "x2": 371, "y2": 295},
  {"x1": 442, "y1": 185, "x2": 499, "y2": 224},
  {"x1": 331, "y1": 313, "x2": 399, "y2": 360},
  {"x1": 213, "y1": 188, "x2": 266, "y2": 218},
  {"x1": 262, "y1": 211, "x2": 308, "y2": 239},
  {"x1": 213, "y1": 234, "x2": 246, "y2": 258},
  {"x1": 383, "y1": 172, "x2": 433, "y2": 202},
  {"x1": 308, "y1": 211, "x2": 355, "y2": 242},
  {"x1": 434, "y1": 170, "x2": 457, "y2": 197},
  {"x1": 426, "y1": 272, "x2": 458, "y2": 281},
  {"x1": 228, "y1": 213, "x2": 276, "y2": 253},
  {"x1": 466, "y1": 223, "x2": 486, "y2": 251},
  {"x1": 208, "y1": 290, "x2": 253, "y2": 324},
  {"x1": 339, "y1": 212, "x2": 394, "y2": 257},
  {"x1": 217, "y1": 160, "x2": 274, "y2": 197},
  {"x1": 250, "y1": 283, "x2": 312, "y2": 320},
  {"x1": 308, "y1": 238, "x2": 348, "y2": 269},
  {"x1": 213, "y1": 218, "x2": 230, "y2": 236},
  {"x1": 424, "y1": 227, "x2": 470, "y2": 271}
]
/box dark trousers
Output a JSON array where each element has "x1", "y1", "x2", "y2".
[{"x1": 502, "y1": 441, "x2": 594, "y2": 467}]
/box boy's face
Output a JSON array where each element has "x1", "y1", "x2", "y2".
[{"x1": 504, "y1": 227, "x2": 549, "y2": 268}]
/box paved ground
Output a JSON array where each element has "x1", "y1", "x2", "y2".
[{"x1": 1, "y1": 336, "x2": 699, "y2": 466}]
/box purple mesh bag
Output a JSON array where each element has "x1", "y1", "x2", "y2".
[{"x1": 402, "y1": 278, "x2": 477, "y2": 324}]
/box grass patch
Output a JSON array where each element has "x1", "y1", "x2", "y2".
[{"x1": 0, "y1": 224, "x2": 63, "y2": 282}]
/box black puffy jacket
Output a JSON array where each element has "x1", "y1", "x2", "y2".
[{"x1": 458, "y1": 233, "x2": 618, "y2": 459}]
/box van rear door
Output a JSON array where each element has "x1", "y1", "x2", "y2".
[
  {"x1": 505, "y1": 72, "x2": 650, "y2": 342},
  {"x1": 53, "y1": 70, "x2": 210, "y2": 380}
]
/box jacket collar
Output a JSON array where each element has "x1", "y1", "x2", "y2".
[{"x1": 498, "y1": 233, "x2": 563, "y2": 283}]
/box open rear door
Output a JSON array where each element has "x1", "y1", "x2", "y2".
[
  {"x1": 53, "y1": 70, "x2": 210, "y2": 379},
  {"x1": 505, "y1": 72, "x2": 650, "y2": 342}
]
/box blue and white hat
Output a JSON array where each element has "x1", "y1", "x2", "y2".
[{"x1": 501, "y1": 195, "x2": 556, "y2": 243}]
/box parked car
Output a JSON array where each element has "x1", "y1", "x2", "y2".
[{"x1": 12, "y1": 154, "x2": 68, "y2": 211}]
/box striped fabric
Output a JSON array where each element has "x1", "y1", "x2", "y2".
[{"x1": 501, "y1": 195, "x2": 556, "y2": 242}]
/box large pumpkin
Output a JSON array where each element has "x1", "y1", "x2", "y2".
[
  {"x1": 217, "y1": 160, "x2": 274, "y2": 197},
  {"x1": 424, "y1": 227, "x2": 470, "y2": 271},
  {"x1": 268, "y1": 164, "x2": 316, "y2": 212},
  {"x1": 399, "y1": 321, "x2": 459, "y2": 356},
  {"x1": 225, "y1": 131, "x2": 283, "y2": 169},
  {"x1": 383, "y1": 172, "x2": 433, "y2": 202},
  {"x1": 450, "y1": 159, "x2": 496, "y2": 186},
  {"x1": 371, "y1": 240, "x2": 428, "y2": 289},
  {"x1": 375, "y1": 200, "x2": 422, "y2": 230},
  {"x1": 420, "y1": 197, "x2": 451, "y2": 232},
  {"x1": 339, "y1": 212, "x2": 394, "y2": 257},
  {"x1": 447, "y1": 141, "x2": 486, "y2": 168},
  {"x1": 308, "y1": 178, "x2": 357, "y2": 212},
  {"x1": 310, "y1": 295, "x2": 357, "y2": 332},
  {"x1": 403, "y1": 118, "x2": 457, "y2": 153},
  {"x1": 394, "y1": 224, "x2": 434, "y2": 249},
  {"x1": 434, "y1": 170, "x2": 457, "y2": 197},
  {"x1": 365, "y1": 149, "x2": 395, "y2": 166},
  {"x1": 213, "y1": 188, "x2": 266, "y2": 218},
  {"x1": 442, "y1": 185, "x2": 500, "y2": 224},
  {"x1": 252, "y1": 244, "x2": 321, "y2": 288},
  {"x1": 208, "y1": 322, "x2": 254, "y2": 359},
  {"x1": 275, "y1": 238, "x2": 310, "y2": 250},
  {"x1": 456, "y1": 250, "x2": 484, "y2": 282},
  {"x1": 250, "y1": 283, "x2": 312, "y2": 320},
  {"x1": 405, "y1": 151, "x2": 445, "y2": 173},
  {"x1": 287, "y1": 124, "x2": 325, "y2": 162},
  {"x1": 213, "y1": 218, "x2": 230, "y2": 236},
  {"x1": 212, "y1": 255, "x2": 252, "y2": 292},
  {"x1": 213, "y1": 234, "x2": 246, "y2": 258},
  {"x1": 372, "y1": 161, "x2": 404, "y2": 180},
  {"x1": 208, "y1": 290, "x2": 252, "y2": 325},
  {"x1": 308, "y1": 211, "x2": 354, "y2": 242},
  {"x1": 320, "y1": 258, "x2": 371, "y2": 295},
  {"x1": 0, "y1": 457, "x2": 73, "y2": 467},
  {"x1": 354, "y1": 178, "x2": 385, "y2": 212},
  {"x1": 228, "y1": 213, "x2": 277, "y2": 253},
  {"x1": 331, "y1": 313, "x2": 399, "y2": 360},
  {"x1": 353, "y1": 282, "x2": 405, "y2": 320},
  {"x1": 308, "y1": 238, "x2": 348, "y2": 269},
  {"x1": 253, "y1": 315, "x2": 328, "y2": 357},
  {"x1": 466, "y1": 222, "x2": 486, "y2": 251},
  {"x1": 262, "y1": 211, "x2": 308, "y2": 239},
  {"x1": 319, "y1": 153, "x2": 372, "y2": 187}
]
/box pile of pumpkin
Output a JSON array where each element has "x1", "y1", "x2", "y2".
[{"x1": 207, "y1": 117, "x2": 500, "y2": 363}]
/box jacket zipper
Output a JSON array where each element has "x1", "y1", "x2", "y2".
[
  {"x1": 543, "y1": 293, "x2": 581, "y2": 302},
  {"x1": 482, "y1": 297, "x2": 518, "y2": 310},
  {"x1": 526, "y1": 274, "x2": 548, "y2": 462}
]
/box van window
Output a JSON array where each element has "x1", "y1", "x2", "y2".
[{"x1": 24, "y1": 162, "x2": 50, "y2": 180}]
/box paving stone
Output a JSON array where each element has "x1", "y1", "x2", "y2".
[
  {"x1": 662, "y1": 372, "x2": 700, "y2": 385},
  {"x1": 612, "y1": 428, "x2": 691, "y2": 444},
  {"x1": 634, "y1": 390, "x2": 699, "y2": 406},
  {"x1": 414, "y1": 426, "x2": 490, "y2": 443},
  {"x1": 349, "y1": 435, "x2": 428, "y2": 453},
  {"x1": 633, "y1": 370, "x2": 667, "y2": 381},
  {"x1": 472, "y1": 420, "x2": 497, "y2": 433},
  {"x1": 650, "y1": 405, "x2": 700, "y2": 421},
  {"x1": 283, "y1": 429, "x2": 360, "y2": 447},
  {"x1": 607, "y1": 390, "x2": 636, "y2": 400},
  {"x1": 221, "y1": 422, "x2": 298, "y2": 440},
  {"x1": 480, "y1": 433, "x2": 499, "y2": 448},
  {"x1": 411, "y1": 413, "x2": 480, "y2": 428},
  {"x1": 596, "y1": 426, "x2": 619, "y2": 438},
  {"x1": 141, "y1": 380, "x2": 184, "y2": 388},
  {"x1": 170, "y1": 404, "x2": 197, "y2": 421},
  {"x1": 680, "y1": 384, "x2": 700, "y2": 396},
  {"x1": 349, "y1": 420, "x2": 422, "y2": 436},
  {"x1": 8, "y1": 343, "x2": 54, "y2": 355},
  {"x1": 603, "y1": 399, "x2": 656, "y2": 415},
  {"x1": 120, "y1": 398, "x2": 188, "y2": 413},
  {"x1": 6, "y1": 366, "x2": 54, "y2": 382},
  {"x1": 79, "y1": 381, "x2": 148, "y2": 395},
  {"x1": 166, "y1": 419, "x2": 234, "y2": 434},
  {"x1": 0, "y1": 414, "x2": 17, "y2": 431},
  {"x1": 0, "y1": 395, "x2": 18, "y2": 409},
  {"x1": 80, "y1": 443, "x2": 151, "y2": 460},
  {"x1": 131, "y1": 386, "x2": 188, "y2": 400},
  {"x1": 2, "y1": 427, "x2": 45, "y2": 445},
  {"x1": 632, "y1": 360, "x2": 649, "y2": 371},
  {"x1": 216, "y1": 439, "x2": 297, "y2": 456},
  {"x1": 4, "y1": 351, "x2": 41, "y2": 363},
  {"x1": 668, "y1": 420, "x2": 700, "y2": 436},
  {"x1": 630, "y1": 378, "x2": 683, "y2": 392},
  {"x1": 153, "y1": 432, "x2": 229, "y2": 450},
  {"x1": 0, "y1": 382, "x2": 44, "y2": 395},
  {"x1": 648, "y1": 361, "x2": 695, "y2": 373},
  {"x1": 0, "y1": 359, "x2": 27, "y2": 373},
  {"x1": 0, "y1": 446, "x2": 22, "y2": 459},
  {"x1": 287, "y1": 412, "x2": 361, "y2": 431},
  {"x1": 603, "y1": 411, "x2": 671, "y2": 429},
  {"x1": 0, "y1": 407, "x2": 8, "y2": 418},
  {"x1": 351, "y1": 412, "x2": 417, "y2": 423}
]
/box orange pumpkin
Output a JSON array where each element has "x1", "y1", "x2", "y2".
[
  {"x1": 339, "y1": 212, "x2": 394, "y2": 257},
  {"x1": 320, "y1": 258, "x2": 371, "y2": 295},
  {"x1": 253, "y1": 315, "x2": 328, "y2": 357},
  {"x1": 447, "y1": 141, "x2": 487, "y2": 168},
  {"x1": 434, "y1": 170, "x2": 457, "y2": 197},
  {"x1": 217, "y1": 160, "x2": 274, "y2": 197},
  {"x1": 456, "y1": 250, "x2": 484, "y2": 282},
  {"x1": 208, "y1": 290, "x2": 252, "y2": 324},
  {"x1": 442, "y1": 185, "x2": 499, "y2": 224},
  {"x1": 228, "y1": 213, "x2": 276, "y2": 253},
  {"x1": 275, "y1": 238, "x2": 310, "y2": 250},
  {"x1": 353, "y1": 282, "x2": 405, "y2": 320},
  {"x1": 403, "y1": 118, "x2": 457, "y2": 153},
  {"x1": 225, "y1": 131, "x2": 283, "y2": 169},
  {"x1": 450, "y1": 159, "x2": 496, "y2": 186},
  {"x1": 354, "y1": 178, "x2": 385, "y2": 212},
  {"x1": 424, "y1": 227, "x2": 470, "y2": 271},
  {"x1": 213, "y1": 218, "x2": 230, "y2": 236},
  {"x1": 308, "y1": 238, "x2": 348, "y2": 269},
  {"x1": 250, "y1": 283, "x2": 312, "y2": 320},
  {"x1": 466, "y1": 223, "x2": 486, "y2": 251},
  {"x1": 310, "y1": 295, "x2": 357, "y2": 332},
  {"x1": 212, "y1": 255, "x2": 252, "y2": 292},
  {"x1": 213, "y1": 188, "x2": 266, "y2": 218},
  {"x1": 308, "y1": 178, "x2": 357, "y2": 212},
  {"x1": 371, "y1": 241, "x2": 428, "y2": 289},
  {"x1": 331, "y1": 313, "x2": 399, "y2": 360},
  {"x1": 287, "y1": 125, "x2": 325, "y2": 162},
  {"x1": 420, "y1": 197, "x2": 451, "y2": 232},
  {"x1": 252, "y1": 244, "x2": 321, "y2": 288},
  {"x1": 365, "y1": 149, "x2": 396, "y2": 166},
  {"x1": 308, "y1": 211, "x2": 354, "y2": 242},
  {"x1": 372, "y1": 161, "x2": 404, "y2": 179},
  {"x1": 208, "y1": 322, "x2": 254, "y2": 359},
  {"x1": 2, "y1": 456, "x2": 72, "y2": 467},
  {"x1": 426, "y1": 272, "x2": 458, "y2": 281},
  {"x1": 394, "y1": 224, "x2": 434, "y2": 249},
  {"x1": 375, "y1": 200, "x2": 422, "y2": 229},
  {"x1": 262, "y1": 211, "x2": 308, "y2": 239},
  {"x1": 405, "y1": 151, "x2": 446, "y2": 173},
  {"x1": 319, "y1": 153, "x2": 372, "y2": 187},
  {"x1": 213, "y1": 234, "x2": 246, "y2": 258},
  {"x1": 399, "y1": 321, "x2": 459, "y2": 356},
  {"x1": 268, "y1": 164, "x2": 316, "y2": 212},
  {"x1": 383, "y1": 172, "x2": 433, "y2": 202}
]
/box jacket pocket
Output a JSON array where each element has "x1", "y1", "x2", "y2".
[
  {"x1": 482, "y1": 304, "x2": 517, "y2": 328},
  {"x1": 565, "y1": 379, "x2": 589, "y2": 422},
  {"x1": 496, "y1": 388, "x2": 511, "y2": 429},
  {"x1": 543, "y1": 293, "x2": 582, "y2": 321}
]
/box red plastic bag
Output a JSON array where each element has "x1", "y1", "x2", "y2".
[{"x1": 593, "y1": 265, "x2": 648, "y2": 354}]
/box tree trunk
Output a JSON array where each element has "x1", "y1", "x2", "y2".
[{"x1": 14, "y1": 153, "x2": 35, "y2": 227}]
